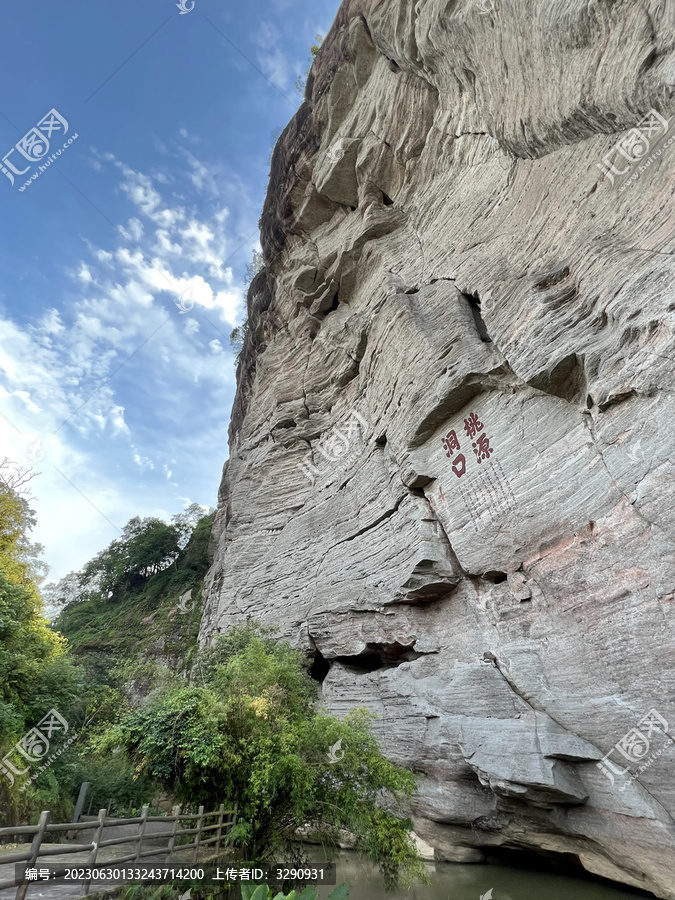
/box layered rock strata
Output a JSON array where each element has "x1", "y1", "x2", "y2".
[{"x1": 200, "y1": 1, "x2": 675, "y2": 895}]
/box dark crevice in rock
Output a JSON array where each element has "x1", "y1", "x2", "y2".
[
  {"x1": 528, "y1": 353, "x2": 587, "y2": 405},
  {"x1": 333, "y1": 640, "x2": 429, "y2": 673},
  {"x1": 533, "y1": 265, "x2": 578, "y2": 309},
  {"x1": 597, "y1": 389, "x2": 637, "y2": 412},
  {"x1": 308, "y1": 647, "x2": 331, "y2": 683},
  {"x1": 464, "y1": 292, "x2": 493, "y2": 343},
  {"x1": 534, "y1": 266, "x2": 570, "y2": 290},
  {"x1": 319, "y1": 293, "x2": 341, "y2": 317},
  {"x1": 382, "y1": 191, "x2": 394, "y2": 206},
  {"x1": 341, "y1": 498, "x2": 403, "y2": 544},
  {"x1": 483, "y1": 571, "x2": 508, "y2": 584}
]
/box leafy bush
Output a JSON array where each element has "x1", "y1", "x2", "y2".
[{"x1": 101, "y1": 624, "x2": 428, "y2": 890}]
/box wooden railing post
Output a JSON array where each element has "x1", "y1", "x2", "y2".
[
  {"x1": 192, "y1": 805, "x2": 204, "y2": 864},
  {"x1": 16, "y1": 811, "x2": 50, "y2": 900},
  {"x1": 165, "y1": 804, "x2": 181, "y2": 863},
  {"x1": 134, "y1": 806, "x2": 149, "y2": 863},
  {"x1": 82, "y1": 809, "x2": 106, "y2": 898},
  {"x1": 214, "y1": 803, "x2": 225, "y2": 857}
]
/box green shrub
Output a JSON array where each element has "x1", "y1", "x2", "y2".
[{"x1": 104, "y1": 624, "x2": 428, "y2": 891}]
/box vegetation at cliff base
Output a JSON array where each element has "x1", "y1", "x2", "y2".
[
  {"x1": 100, "y1": 624, "x2": 428, "y2": 891},
  {"x1": 0, "y1": 463, "x2": 82, "y2": 825},
  {"x1": 0, "y1": 465, "x2": 426, "y2": 892}
]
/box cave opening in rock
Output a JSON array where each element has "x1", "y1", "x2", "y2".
[
  {"x1": 464, "y1": 292, "x2": 493, "y2": 343},
  {"x1": 483, "y1": 571, "x2": 508, "y2": 583},
  {"x1": 333, "y1": 641, "x2": 423, "y2": 674},
  {"x1": 308, "y1": 647, "x2": 331, "y2": 683}
]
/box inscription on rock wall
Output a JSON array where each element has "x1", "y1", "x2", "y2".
[{"x1": 440, "y1": 410, "x2": 516, "y2": 532}]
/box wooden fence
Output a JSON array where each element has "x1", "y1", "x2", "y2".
[{"x1": 0, "y1": 802, "x2": 237, "y2": 900}]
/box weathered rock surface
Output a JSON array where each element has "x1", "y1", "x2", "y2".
[{"x1": 199, "y1": 1, "x2": 675, "y2": 895}]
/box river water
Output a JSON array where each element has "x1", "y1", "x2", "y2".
[{"x1": 315, "y1": 854, "x2": 651, "y2": 900}]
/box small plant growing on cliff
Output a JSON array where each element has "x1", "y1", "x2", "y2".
[
  {"x1": 295, "y1": 35, "x2": 324, "y2": 95},
  {"x1": 229, "y1": 319, "x2": 249, "y2": 362},
  {"x1": 103, "y1": 624, "x2": 428, "y2": 891},
  {"x1": 230, "y1": 248, "x2": 263, "y2": 363}
]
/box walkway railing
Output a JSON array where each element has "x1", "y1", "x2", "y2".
[{"x1": 0, "y1": 802, "x2": 237, "y2": 900}]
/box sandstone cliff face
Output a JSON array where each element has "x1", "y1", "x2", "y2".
[{"x1": 199, "y1": 1, "x2": 675, "y2": 895}]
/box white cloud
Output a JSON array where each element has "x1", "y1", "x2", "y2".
[
  {"x1": 0, "y1": 150, "x2": 253, "y2": 581},
  {"x1": 254, "y1": 21, "x2": 295, "y2": 91}
]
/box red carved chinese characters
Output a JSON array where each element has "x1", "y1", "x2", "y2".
[
  {"x1": 443, "y1": 410, "x2": 495, "y2": 475},
  {"x1": 472, "y1": 433, "x2": 493, "y2": 464},
  {"x1": 451, "y1": 454, "x2": 466, "y2": 478},
  {"x1": 463, "y1": 412, "x2": 484, "y2": 439},
  {"x1": 441, "y1": 429, "x2": 461, "y2": 457}
]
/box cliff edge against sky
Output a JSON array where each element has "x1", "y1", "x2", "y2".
[{"x1": 199, "y1": 1, "x2": 675, "y2": 895}]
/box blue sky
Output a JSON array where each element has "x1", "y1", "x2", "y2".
[{"x1": 0, "y1": 0, "x2": 340, "y2": 583}]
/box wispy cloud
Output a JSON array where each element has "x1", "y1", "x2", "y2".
[{"x1": 0, "y1": 147, "x2": 253, "y2": 582}]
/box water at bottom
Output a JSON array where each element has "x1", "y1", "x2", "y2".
[{"x1": 315, "y1": 853, "x2": 651, "y2": 900}]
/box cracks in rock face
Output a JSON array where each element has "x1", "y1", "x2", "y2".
[
  {"x1": 340, "y1": 497, "x2": 404, "y2": 546},
  {"x1": 463, "y1": 292, "x2": 493, "y2": 343},
  {"x1": 484, "y1": 648, "x2": 675, "y2": 823},
  {"x1": 581, "y1": 412, "x2": 674, "y2": 548}
]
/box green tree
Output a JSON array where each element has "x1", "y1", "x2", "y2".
[
  {"x1": 100, "y1": 625, "x2": 427, "y2": 891},
  {"x1": 77, "y1": 517, "x2": 182, "y2": 603},
  {"x1": 171, "y1": 503, "x2": 213, "y2": 550},
  {"x1": 0, "y1": 462, "x2": 82, "y2": 825}
]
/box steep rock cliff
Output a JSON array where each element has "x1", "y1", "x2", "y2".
[{"x1": 199, "y1": 1, "x2": 675, "y2": 895}]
